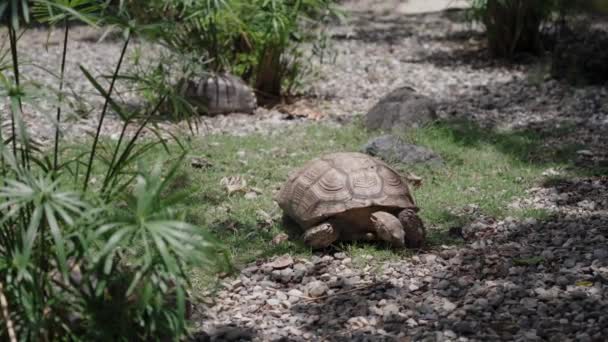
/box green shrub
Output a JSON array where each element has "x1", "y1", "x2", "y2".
[
  {"x1": 143, "y1": 0, "x2": 340, "y2": 103},
  {"x1": 0, "y1": 1, "x2": 225, "y2": 340}
]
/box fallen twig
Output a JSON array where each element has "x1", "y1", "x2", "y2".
[
  {"x1": 264, "y1": 282, "x2": 380, "y2": 303},
  {"x1": 303, "y1": 282, "x2": 380, "y2": 303}
]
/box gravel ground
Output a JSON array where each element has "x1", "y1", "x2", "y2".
[
  {"x1": 195, "y1": 176, "x2": 608, "y2": 341},
  {"x1": 0, "y1": 26, "x2": 306, "y2": 143},
  {"x1": 190, "y1": 2, "x2": 607, "y2": 341}
]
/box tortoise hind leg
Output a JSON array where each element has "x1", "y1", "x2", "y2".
[
  {"x1": 303, "y1": 222, "x2": 338, "y2": 249},
  {"x1": 371, "y1": 211, "x2": 405, "y2": 248},
  {"x1": 398, "y1": 209, "x2": 426, "y2": 248}
]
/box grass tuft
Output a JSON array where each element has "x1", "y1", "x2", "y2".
[{"x1": 134, "y1": 119, "x2": 593, "y2": 287}]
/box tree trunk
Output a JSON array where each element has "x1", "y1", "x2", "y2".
[
  {"x1": 254, "y1": 45, "x2": 283, "y2": 105},
  {"x1": 483, "y1": 0, "x2": 544, "y2": 58}
]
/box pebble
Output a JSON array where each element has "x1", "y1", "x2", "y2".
[{"x1": 306, "y1": 281, "x2": 329, "y2": 298}]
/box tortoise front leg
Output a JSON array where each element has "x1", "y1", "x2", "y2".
[
  {"x1": 370, "y1": 211, "x2": 405, "y2": 248},
  {"x1": 398, "y1": 209, "x2": 426, "y2": 248},
  {"x1": 303, "y1": 222, "x2": 338, "y2": 249}
]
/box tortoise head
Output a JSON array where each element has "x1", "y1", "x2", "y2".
[{"x1": 371, "y1": 211, "x2": 405, "y2": 248}]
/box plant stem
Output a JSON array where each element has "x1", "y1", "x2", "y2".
[
  {"x1": 82, "y1": 34, "x2": 131, "y2": 192},
  {"x1": 54, "y1": 21, "x2": 70, "y2": 173},
  {"x1": 7, "y1": 24, "x2": 31, "y2": 171},
  {"x1": 102, "y1": 95, "x2": 167, "y2": 196},
  {"x1": 7, "y1": 25, "x2": 19, "y2": 160},
  {"x1": 0, "y1": 281, "x2": 17, "y2": 342},
  {"x1": 101, "y1": 118, "x2": 130, "y2": 191}
]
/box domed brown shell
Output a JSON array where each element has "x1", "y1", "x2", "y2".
[{"x1": 277, "y1": 152, "x2": 417, "y2": 228}]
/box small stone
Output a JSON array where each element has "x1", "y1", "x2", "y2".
[
  {"x1": 593, "y1": 248, "x2": 608, "y2": 260},
  {"x1": 575, "y1": 332, "x2": 592, "y2": 342},
  {"x1": 347, "y1": 316, "x2": 370, "y2": 329},
  {"x1": 382, "y1": 303, "x2": 400, "y2": 319},
  {"x1": 266, "y1": 299, "x2": 280, "y2": 306},
  {"x1": 334, "y1": 252, "x2": 347, "y2": 260},
  {"x1": 268, "y1": 255, "x2": 294, "y2": 270},
  {"x1": 241, "y1": 265, "x2": 258, "y2": 275},
  {"x1": 422, "y1": 254, "x2": 438, "y2": 263},
  {"x1": 275, "y1": 291, "x2": 288, "y2": 301},
  {"x1": 556, "y1": 276, "x2": 570, "y2": 286},
  {"x1": 292, "y1": 263, "x2": 307, "y2": 281},
  {"x1": 541, "y1": 249, "x2": 554, "y2": 260},
  {"x1": 577, "y1": 200, "x2": 597, "y2": 210},
  {"x1": 454, "y1": 321, "x2": 475, "y2": 334},
  {"x1": 443, "y1": 300, "x2": 457, "y2": 312},
  {"x1": 474, "y1": 298, "x2": 489, "y2": 308},
  {"x1": 306, "y1": 281, "x2": 329, "y2": 298},
  {"x1": 406, "y1": 318, "x2": 418, "y2": 327},
  {"x1": 342, "y1": 276, "x2": 360, "y2": 288},
  {"x1": 279, "y1": 268, "x2": 293, "y2": 283},
  {"x1": 522, "y1": 330, "x2": 538, "y2": 340},
  {"x1": 520, "y1": 297, "x2": 538, "y2": 309},
  {"x1": 436, "y1": 279, "x2": 451, "y2": 290},
  {"x1": 444, "y1": 330, "x2": 457, "y2": 338},
  {"x1": 287, "y1": 289, "x2": 304, "y2": 297}
]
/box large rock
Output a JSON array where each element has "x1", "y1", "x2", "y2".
[
  {"x1": 364, "y1": 86, "x2": 438, "y2": 131},
  {"x1": 180, "y1": 73, "x2": 257, "y2": 115},
  {"x1": 363, "y1": 135, "x2": 443, "y2": 166}
]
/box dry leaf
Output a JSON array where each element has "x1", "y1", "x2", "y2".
[
  {"x1": 404, "y1": 172, "x2": 423, "y2": 188},
  {"x1": 277, "y1": 100, "x2": 325, "y2": 121},
  {"x1": 220, "y1": 176, "x2": 248, "y2": 195}
]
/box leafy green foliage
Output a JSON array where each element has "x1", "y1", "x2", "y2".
[
  {"x1": 0, "y1": 1, "x2": 224, "y2": 340},
  {"x1": 128, "y1": 0, "x2": 339, "y2": 102}
]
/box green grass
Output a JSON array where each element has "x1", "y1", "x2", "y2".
[
  {"x1": 93, "y1": 119, "x2": 587, "y2": 287},
  {"x1": 181, "y1": 123, "x2": 371, "y2": 265}
]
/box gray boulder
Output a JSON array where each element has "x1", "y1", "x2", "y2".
[
  {"x1": 363, "y1": 135, "x2": 443, "y2": 166},
  {"x1": 180, "y1": 73, "x2": 257, "y2": 115},
  {"x1": 365, "y1": 86, "x2": 437, "y2": 131}
]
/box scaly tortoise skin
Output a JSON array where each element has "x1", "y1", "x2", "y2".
[{"x1": 277, "y1": 152, "x2": 425, "y2": 249}]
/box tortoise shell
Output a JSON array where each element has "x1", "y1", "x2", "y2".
[{"x1": 277, "y1": 152, "x2": 417, "y2": 228}]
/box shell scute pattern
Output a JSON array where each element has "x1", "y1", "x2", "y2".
[
  {"x1": 349, "y1": 170, "x2": 383, "y2": 199},
  {"x1": 278, "y1": 152, "x2": 417, "y2": 227},
  {"x1": 295, "y1": 169, "x2": 350, "y2": 219},
  {"x1": 282, "y1": 159, "x2": 332, "y2": 216}
]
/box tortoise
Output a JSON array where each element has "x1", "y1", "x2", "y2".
[{"x1": 276, "y1": 152, "x2": 425, "y2": 249}]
